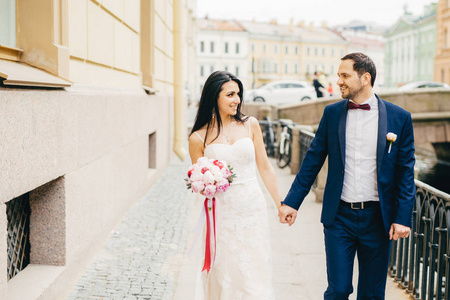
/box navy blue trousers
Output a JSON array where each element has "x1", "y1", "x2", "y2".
[{"x1": 323, "y1": 202, "x2": 391, "y2": 300}]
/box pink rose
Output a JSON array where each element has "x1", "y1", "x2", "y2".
[
  {"x1": 213, "y1": 160, "x2": 225, "y2": 169},
  {"x1": 204, "y1": 185, "x2": 217, "y2": 198},
  {"x1": 216, "y1": 179, "x2": 230, "y2": 193},
  {"x1": 191, "y1": 181, "x2": 205, "y2": 193}
]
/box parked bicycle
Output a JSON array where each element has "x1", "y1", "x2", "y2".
[
  {"x1": 258, "y1": 117, "x2": 277, "y2": 158},
  {"x1": 276, "y1": 119, "x2": 293, "y2": 168}
]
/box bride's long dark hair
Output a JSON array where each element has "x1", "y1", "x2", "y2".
[{"x1": 190, "y1": 71, "x2": 248, "y2": 145}]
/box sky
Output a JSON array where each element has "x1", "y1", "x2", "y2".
[{"x1": 196, "y1": 0, "x2": 437, "y2": 28}]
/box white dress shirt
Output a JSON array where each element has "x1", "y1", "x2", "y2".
[{"x1": 341, "y1": 95, "x2": 379, "y2": 203}]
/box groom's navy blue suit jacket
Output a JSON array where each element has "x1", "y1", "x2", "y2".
[{"x1": 282, "y1": 95, "x2": 416, "y2": 234}]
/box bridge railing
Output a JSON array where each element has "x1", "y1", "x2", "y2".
[{"x1": 298, "y1": 129, "x2": 450, "y2": 299}]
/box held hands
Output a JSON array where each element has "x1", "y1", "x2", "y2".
[
  {"x1": 278, "y1": 205, "x2": 298, "y2": 226},
  {"x1": 389, "y1": 223, "x2": 411, "y2": 240}
]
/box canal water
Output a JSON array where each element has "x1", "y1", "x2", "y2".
[{"x1": 415, "y1": 148, "x2": 450, "y2": 194}]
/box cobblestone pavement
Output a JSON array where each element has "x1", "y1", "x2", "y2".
[
  {"x1": 66, "y1": 158, "x2": 192, "y2": 300},
  {"x1": 67, "y1": 156, "x2": 410, "y2": 300}
]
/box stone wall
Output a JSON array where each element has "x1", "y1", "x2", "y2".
[{"x1": 0, "y1": 87, "x2": 172, "y2": 299}]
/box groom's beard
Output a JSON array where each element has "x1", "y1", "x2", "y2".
[{"x1": 341, "y1": 81, "x2": 364, "y2": 100}]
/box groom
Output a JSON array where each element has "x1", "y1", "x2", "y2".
[{"x1": 279, "y1": 52, "x2": 415, "y2": 299}]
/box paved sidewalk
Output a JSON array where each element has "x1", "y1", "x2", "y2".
[{"x1": 67, "y1": 157, "x2": 410, "y2": 300}]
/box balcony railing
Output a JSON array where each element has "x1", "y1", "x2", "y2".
[{"x1": 298, "y1": 129, "x2": 450, "y2": 299}]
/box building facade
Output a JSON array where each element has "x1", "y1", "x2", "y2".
[
  {"x1": 434, "y1": 0, "x2": 450, "y2": 83},
  {"x1": 196, "y1": 19, "x2": 249, "y2": 99},
  {"x1": 240, "y1": 20, "x2": 347, "y2": 90},
  {"x1": 0, "y1": 0, "x2": 194, "y2": 299},
  {"x1": 195, "y1": 18, "x2": 347, "y2": 94},
  {"x1": 384, "y1": 4, "x2": 437, "y2": 88},
  {"x1": 339, "y1": 30, "x2": 385, "y2": 89}
]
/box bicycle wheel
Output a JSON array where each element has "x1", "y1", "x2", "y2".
[{"x1": 276, "y1": 138, "x2": 291, "y2": 168}]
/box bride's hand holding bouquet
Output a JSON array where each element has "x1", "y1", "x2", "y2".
[{"x1": 185, "y1": 157, "x2": 235, "y2": 273}]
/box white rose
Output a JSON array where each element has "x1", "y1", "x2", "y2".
[
  {"x1": 197, "y1": 157, "x2": 210, "y2": 167},
  {"x1": 190, "y1": 170, "x2": 203, "y2": 182},
  {"x1": 386, "y1": 132, "x2": 397, "y2": 142},
  {"x1": 203, "y1": 171, "x2": 215, "y2": 185}
]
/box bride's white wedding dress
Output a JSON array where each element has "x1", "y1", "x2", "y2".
[{"x1": 193, "y1": 122, "x2": 275, "y2": 300}]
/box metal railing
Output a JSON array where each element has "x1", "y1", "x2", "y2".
[
  {"x1": 297, "y1": 129, "x2": 450, "y2": 299},
  {"x1": 389, "y1": 180, "x2": 450, "y2": 300},
  {"x1": 298, "y1": 130, "x2": 317, "y2": 188},
  {"x1": 258, "y1": 117, "x2": 278, "y2": 158}
]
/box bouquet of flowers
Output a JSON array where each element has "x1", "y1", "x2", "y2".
[
  {"x1": 185, "y1": 157, "x2": 235, "y2": 199},
  {"x1": 185, "y1": 157, "x2": 235, "y2": 274}
]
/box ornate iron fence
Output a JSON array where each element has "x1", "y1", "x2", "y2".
[
  {"x1": 299, "y1": 130, "x2": 317, "y2": 188},
  {"x1": 6, "y1": 193, "x2": 31, "y2": 281},
  {"x1": 297, "y1": 129, "x2": 450, "y2": 299},
  {"x1": 258, "y1": 117, "x2": 278, "y2": 158},
  {"x1": 389, "y1": 180, "x2": 450, "y2": 300}
]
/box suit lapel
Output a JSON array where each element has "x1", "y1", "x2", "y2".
[
  {"x1": 376, "y1": 95, "x2": 387, "y2": 173},
  {"x1": 338, "y1": 100, "x2": 348, "y2": 168}
]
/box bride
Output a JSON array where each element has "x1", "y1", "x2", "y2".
[{"x1": 189, "y1": 71, "x2": 283, "y2": 299}]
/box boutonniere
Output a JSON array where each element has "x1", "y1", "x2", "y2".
[{"x1": 386, "y1": 132, "x2": 397, "y2": 153}]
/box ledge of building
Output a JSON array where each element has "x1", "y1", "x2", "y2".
[{"x1": 6, "y1": 264, "x2": 64, "y2": 300}]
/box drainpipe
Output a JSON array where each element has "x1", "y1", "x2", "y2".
[{"x1": 173, "y1": 0, "x2": 187, "y2": 160}]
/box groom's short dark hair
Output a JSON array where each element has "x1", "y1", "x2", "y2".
[{"x1": 341, "y1": 52, "x2": 376, "y2": 87}]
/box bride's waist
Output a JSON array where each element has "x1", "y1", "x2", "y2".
[{"x1": 231, "y1": 177, "x2": 257, "y2": 186}]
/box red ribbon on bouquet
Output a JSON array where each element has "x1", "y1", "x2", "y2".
[{"x1": 202, "y1": 197, "x2": 216, "y2": 274}]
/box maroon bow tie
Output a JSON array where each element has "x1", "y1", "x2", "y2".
[{"x1": 348, "y1": 102, "x2": 371, "y2": 110}]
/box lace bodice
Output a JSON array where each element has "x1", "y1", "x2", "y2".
[{"x1": 203, "y1": 138, "x2": 257, "y2": 183}]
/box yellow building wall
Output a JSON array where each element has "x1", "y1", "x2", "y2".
[
  {"x1": 67, "y1": 0, "x2": 175, "y2": 94},
  {"x1": 434, "y1": 0, "x2": 450, "y2": 84},
  {"x1": 248, "y1": 37, "x2": 347, "y2": 88}
]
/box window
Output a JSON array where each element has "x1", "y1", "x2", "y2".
[
  {"x1": 295, "y1": 46, "x2": 299, "y2": 55},
  {"x1": 263, "y1": 44, "x2": 267, "y2": 53},
  {"x1": 251, "y1": 43, "x2": 255, "y2": 53},
  {"x1": 148, "y1": 132, "x2": 156, "y2": 169},
  {"x1": 224, "y1": 42, "x2": 228, "y2": 53},
  {"x1": 331, "y1": 65, "x2": 334, "y2": 74},
  {"x1": 235, "y1": 66, "x2": 239, "y2": 76},
  {"x1": 210, "y1": 42, "x2": 215, "y2": 53},
  {"x1": 0, "y1": 0, "x2": 16, "y2": 48},
  {"x1": 444, "y1": 28, "x2": 448, "y2": 48},
  {"x1": 210, "y1": 65, "x2": 214, "y2": 73},
  {"x1": 200, "y1": 65, "x2": 204, "y2": 76},
  {"x1": 284, "y1": 62, "x2": 288, "y2": 73},
  {"x1": 274, "y1": 63, "x2": 278, "y2": 73},
  {"x1": 294, "y1": 63, "x2": 298, "y2": 74},
  {"x1": 235, "y1": 43, "x2": 239, "y2": 54},
  {"x1": 331, "y1": 48, "x2": 335, "y2": 56},
  {"x1": 274, "y1": 45, "x2": 278, "y2": 54},
  {"x1": 306, "y1": 64, "x2": 310, "y2": 73},
  {"x1": 322, "y1": 48, "x2": 326, "y2": 56},
  {"x1": 200, "y1": 41, "x2": 204, "y2": 52},
  {"x1": 315, "y1": 48, "x2": 318, "y2": 56},
  {"x1": 225, "y1": 65, "x2": 228, "y2": 71},
  {"x1": 285, "y1": 45, "x2": 289, "y2": 54}
]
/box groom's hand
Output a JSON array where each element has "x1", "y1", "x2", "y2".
[
  {"x1": 278, "y1": 205, "x2": 298, "y2": 226},
  {"x1": 389, "y1": 223, "x2": 411, "y2": 240}
]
